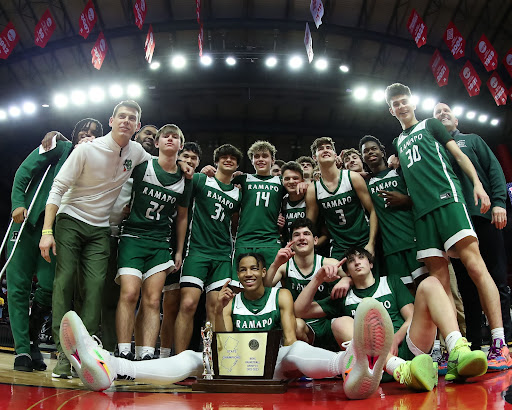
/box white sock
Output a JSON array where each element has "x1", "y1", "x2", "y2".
[
  {"x1": 112, "y1": 355, "x2": 135, "y2": 380},
  {"x1": 135, "y1": 346, "x2": 143, "y2": 360},
  {"x1": 132, "y1": 351, "x2": 203, "y2": 383},
  {"x1": 159, "y1": 348, "x2": 171, "y2": 358},
  {"x1": 385, "y1": 356, "x2": 405, "y2": 376},
  {"x1": 141, "y1": 346, "x2": 155, "y2": 358},
  {"x1": 491, "y1": 328, "x2": 505, "y2": 345},
  {"x1": 445, "y1": 331, "x2": 462, "y2": 354},
  {"x1": 118, "y1": 343, "x2": 132, "y2": 355}
]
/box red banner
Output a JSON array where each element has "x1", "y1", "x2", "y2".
[
  {"x1": 407, "y1": 9, "x2": 427, "y2": 48},
  {"x1": 503, "y1": 47, "x2": 512, "y2": 79},
  {"x1": 145, "y1": 25, "x2": 155, "y2": 63},
  {"x1": 459, "y1": 61, "x2": 481, "y2": 97},
  {"x1": 34, "y1": 9, "x2": 56, "y2": 48},
  {"x1": 79, "y1": 0, "x2": 98, "y2": 39},
  {"x1": 430, "y1": 49, "x2": 449, "y2": 87},
  {"x1": 134, "y1": 0, "x2": 147, "y2": 29},
  {"x1": 443, "y1": 22, "x2": 465, "y2": 59},
  {"x1": 0, "y1": 22, "x2": 19, "y2": 59},
  {"x1": 474, "y1": 34, "x2": 497, "y2": 72},
  {"x1": 91, "y1": 31, "x2": 107, "y2": 70},
  {"x1": 196, "y1": 0, "x2": 201, "y2": 24},
  {"x1": 487, "y1": 71, "x2": 508, "y2": 106},
  {"x1": 198, "y1": 24, "x2": 204, "y2": 57}
]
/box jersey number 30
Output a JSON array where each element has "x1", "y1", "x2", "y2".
[{"x1": 405, "y1": 145, "x2": 422, "y2": 168}]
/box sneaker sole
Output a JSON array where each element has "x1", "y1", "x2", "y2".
[
  {"x1": 51, "y1": 372, "x2": 72, "y2": 379},
  {"x1": 458, "y1": 351, "x2": 488, "y2": 378},
  {"x1": 60, "y1": 311, "x2": 113, "y2": 391},
  {"x1": 410, "y1": 354, "x2": 438, "y2": 391},
  {"x1": 343, "y1": 298, "x2": 393, "y2": 400}
]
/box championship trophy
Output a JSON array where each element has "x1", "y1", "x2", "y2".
[{"x1": 192, "y1": 328, "x2": 287, "y2": 393}]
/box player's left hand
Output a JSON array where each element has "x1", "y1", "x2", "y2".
[
  {"x1": 364, "y1": 243, "x2": 375, "y2": 256},
  {"x1": 331, "y1": 276, "x2": 352, "y2": 299},
  {"x1": 378, "y1": 190, "x2": 411, "y2": 208},
  {"x1": 296, "y1": 182, "x2": 310, "y2": 195},
  {"x1": 319, "y1": 258, "x2": 345, "y2": 283},
  {"x1": 178, "y1": 161, "x2": 194, "y2": 179},
  {"x1": 172, "y1": 252, "x2": 183, "y2": 273},
  {"x1": 491, "y1": 206, "x2": 507, "y2": 230},
  {"x1": 12, "y1": 207, "x2": 27, "y2": 223},
  {"x1": 474, "y1": 185, "x2": 491, "y2": 214},
  {"x1": 77, "y1": 136, "x2": 95, "y2": 145},
  {"x1": 200, "y1": 165, "x2": 216, "y2": 177}
]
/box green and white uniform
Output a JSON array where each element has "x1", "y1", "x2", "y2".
[
  {"x1": 392, "y1": 119, "x2": 474, "y2": 259},
  {"x1": 232, "y1": 174, "x2": 286, "y2": 287},
  {"x1": 318, "y1": 275, "x2": 415, "y2": 361},
  {"x1": 232, "y1": 287, "x2": 281, "y2": 331},
  {"x1": 281, "y1": 196, "x2": 306, "y2": 244},
  {"x1": 367, "y1": 169, "x2": 426, "y2": 283},
  {"x1": 117, "y1": 158, "x2": 192, "y2": 282},
  {"x1": 285, "y1": 255, "x2": 338, "y2": 351},
  {"x1": 315, "y1": 170, "x2": 369, "y2": 259},
  {"x1": 181, "y1": 173, "x2": 241, "y2": 292}
]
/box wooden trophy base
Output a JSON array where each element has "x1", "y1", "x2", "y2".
[{"x1": 191, "y1": 378, "x2": 289, "y2": 393}]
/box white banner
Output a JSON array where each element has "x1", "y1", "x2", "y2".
[
  {"x1": 304, "y1": 23, "x2": 314, "y2": 63},
  {"x1": 310, "y1": 0, "x2": 324, "y2": 28}
]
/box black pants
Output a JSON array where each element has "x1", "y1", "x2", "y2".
[{"x1": 451, "y1": 216, "x2": 511, "y2": 349}]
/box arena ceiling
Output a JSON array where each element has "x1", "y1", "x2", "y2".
[{"x1": 0, "y1": 0, "x2": 511, "y2": 169}]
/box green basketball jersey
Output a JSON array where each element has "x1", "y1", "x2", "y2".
[
  {"x1": 233, "y1": 174, "x2": 286, "y2": 248},
  {"x1": 187, "y1": 173, "x2": 241, "y2": 260},
  {"x1": 232, "y1": 287, "x2": 281, "y2": 331},
  {"x1": 392, "y1": 118, "x2": 464, "y2": 219},
  {"x1": 318, "y1": 275, "x2": 414, "y2": 333},
  {"x1": 367, "y1": 169, "x2": 416, "y2": 256},
  {"x1": 283, "y1": 196, "x2": 306, "y2": 232},
  {"x1": 122, "y1": 158, "x2": 192, "y2": 240},
  {"x1": 284, "y1": 254, "x2": 330, "y2": 301},
  {"x1": 315, "y1": 170, "x2": 369, "y2": 256}
]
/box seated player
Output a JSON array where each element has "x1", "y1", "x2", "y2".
[
  {"x1": 295, "y1": 247, "x2": 488, "y2": 390},
  {"x1": 59, "y1": 253, "x2": 394, "y2": 400},
  {"x1": 115, "y1": 124, "x2": 192, "y2": 360},
  {"x1": 265, "y1": 218, "x2": 341, "y2": 351}
]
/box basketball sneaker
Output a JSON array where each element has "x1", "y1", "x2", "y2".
[
  {"x1": 487, "y1": 339, "x2": 512, "y2": 371},
  {"x1": 446, "y1": 337, "x2": 487, "y2": 381},
  {"x1": 393, "y1": 354, "x2": 438, "y2": 391},
  {"x1": 341, "y1": 298, "x2": 393, "y2": 400},
  {"x1": 60, "y1": 311, "x2": 115, "y2": 391}
]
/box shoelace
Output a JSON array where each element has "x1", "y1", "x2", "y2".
[
  {"x1": 488, "y1": 344, "x2": 505, "y2": 360},
  {"x1": 396, "y1": 363, "x2": 412, "y2": 385}
]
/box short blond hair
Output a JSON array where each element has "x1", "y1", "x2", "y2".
[
  {"x1": 156, "y1": 124, "x2": 185, "y2": 145},
  {"x1": 247, "y1": 140, "x2": 276, "y2": 160},
  {"x1": 310, "y1": 137, "x2": 335, "y2": 157}
]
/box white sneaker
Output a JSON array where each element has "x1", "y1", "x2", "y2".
[
  {"x1": 60, "y1": 311, "x2": 115, "y2": 391},
  {"x1": 340, "y1": 298, "x2": 393, "y2": 400}
]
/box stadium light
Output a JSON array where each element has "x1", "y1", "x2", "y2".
[
  {"x1": 127, "y1": 84, "x2": 142, "y2": 98},
  {"x1": 150, "y1": 61, "x2": 161, "y2": 70},
  {"x1": 54, "y1": 93, "x2": 69, "y2": 109},
  {"x1": 8, "y1": 106, "x2": 21, "y2": 117},
  {"x1": 22, "y1": 101, "x2": 37, "y2": 115},
  {"x1": 71, "y1": 90, "x2": 87, "y2": 106},
  {"x1": 490, "y1": 119, "x2": 499, "y2": 126},
  {"x1": 410, "y1": 95, "x2": 420, "y2": 106},
  {"x1": 372, "y1": 90, "x2": 385, "y2": 103},
  {"x1": 339, "y1": 65, "x2": 349, "y2": 73},
  {"x1": 171, "y1": 55, "x2": 187, "y2": 69},
  {"x1": 89, "y1": 86, "x2": 105, "y2": 103},
  {"x1": 466, "y1": 111, "x2": 476, "y2": 120},
  {"x1": 0, "y1": 109, "x2": 7, "y2": 120},
  {"x1": 314, "y1": 58, "x2": 328, "y2": 71},
  {"x1": 478, "y1": 114, "x2": 488, "y2": 123},
  {"x1": 289, "y1": 55, "x2": 303, "y2": 70},
  {"x1": 226, "y1": 56, "x2": 236, "y2": 66},
  {"x1": 452, "y1": 106, "x2": 464, "y2": 117},
  {"x1": 109, "y1": 84, "x2": 124, "y2": 99},
  {"x1": 421, "y1": 98, "x2": 436, "y2": 111},
  {"x1": 265, "y1": 56, "x2": 277, "y2": 68},
  {"x1": 200, "y1": 55, "x2": 213, "y2": 66},
  {"x1": 353, "y1": 87, "x2": 368, "y2": 101}
]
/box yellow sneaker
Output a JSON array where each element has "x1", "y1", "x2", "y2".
[{"x1": 393, "y1": 354, "x2": 438, "y2": 391}]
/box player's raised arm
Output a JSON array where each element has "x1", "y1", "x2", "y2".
[
  {"x1": 265, "y1": 240, "x2": 296, "y2": 287},
  {"x1": 215, "y1": 280, "x2": 234, "y2": 332}
]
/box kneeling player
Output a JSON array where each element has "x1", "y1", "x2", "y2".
[
  {"x1": 59, "y1": 253, "x2": 395, "y2": 400},
  {"x1": 295, "y1": 247, "x2": 487, "y2": 390}
]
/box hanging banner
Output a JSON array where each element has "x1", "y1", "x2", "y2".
[
  {"x1": 487, "y1": 71, "x2": 508, "y2": 106},
  {"x1": 443, "y1": 22, "x2": 465, "y2": 59},
  {"x1": 503, "y1": 47, "x2": 512, "y2": 79},
  {"x1": 196, "y1": 0, "x2": 201, "y2": 24},
  {"x1": 198, "y1": 24, "x2": 204, "y2": 57},
  {"x1": 310, "y1": 0, "x2": 324, "y2": 29},
  {"x1": 0, "y1": 22, "x2": 20, "y2": 59},
  {"x1": 430, "y1": 49, "x2": 449, "y2": 87},
  {"x1": 145, "y1": 25, "x2": 155, "y2": 63},
  {"x1": 304, "y1": 23, "x2": 314, "y2": 63},
  {"x1": 79, "y1": 0, "x2": 97, "y2": 39},
  {"x1": 459, "y1": 61, "x2": 481, "y2": 97},
  {"x1": 34, "y1": 9, "x2": 56, "y2": 48},
  {"x1": 406, "y1": 9, "x2": 427, "y2": 48},
  {"x1": 474, "y1": 34, "x2": 497, "y2": 72},
  {"x1": 134, "y1": 0, "x2": 147, "y2": 29},
  {"x1": 91, "y1": 31, "x2": 108, "y2": 70}
]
